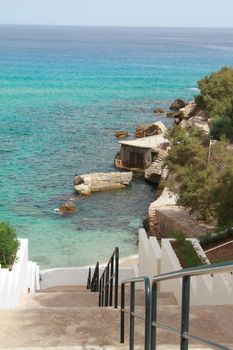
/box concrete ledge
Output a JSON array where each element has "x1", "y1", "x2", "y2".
[{"x1": 40, "y1": 266, "x2": 136, "y2": 289}]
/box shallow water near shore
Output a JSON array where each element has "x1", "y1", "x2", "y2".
[{"x1": 0, "y1": 26, "x2": 233, "y2": 268}]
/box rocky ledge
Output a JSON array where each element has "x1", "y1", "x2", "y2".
[
  {"x1": 74, "y1": 172, "x2": 133, "y2": 195},
  {"x1": 170, "y1": 101, "x2": 210, "y2": 134}
]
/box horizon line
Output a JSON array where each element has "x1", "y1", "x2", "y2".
[{"x1": 0, "y1": 23, "x2": 233, "y2": 29}]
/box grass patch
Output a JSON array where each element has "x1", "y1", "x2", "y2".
[{"x1": 172, "y1": 231, "x2": 206, "y2": 268}]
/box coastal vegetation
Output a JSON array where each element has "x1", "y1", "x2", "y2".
[
  {"x1": 0, "y1": 222, "x2": 20, "y2": 269},
  {"x1": 161, "y1": 67, "x2": 233, "y2": 228},
  {"x1": 196, "y1": 66, "x2": 233, "y2": 141},
  {"x1": 172, "y1": 231, "x2": 206, "y2": 268},
  {"x1": 199, "y1": 227, "x2": 233, "y2": 249},
  {"x1": 199, "y1": 227, "x2": 233, "y2": 263},
  {"x1": 165, "y1": 126, "x2": 233, "y2": 226}
]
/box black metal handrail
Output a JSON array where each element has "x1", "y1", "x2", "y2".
[
  {"x1": 91, "y1": 261, "x2": 99, "y2": 292},
  {"x1": 86, "y1": 267, "x2": 91, "y2": 290},
  {"x1": 120, "y1": 276, "x2": 151, "y2": 350},
  {"x1": 86, "y1": 261, "x2": 99, "y2": 292},
  {"x1": 99, "y1": 247, "x2": 119, "y2": 308},
  {"x1": 151, "y1": 260, "x2": 233, "y2": 350}
]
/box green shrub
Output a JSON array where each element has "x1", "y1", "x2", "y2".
[
  {"x1": 165, "y1": 126, "x2": 233, "y2": 226},
  {"x1": 0, "y1": 222, "x2": 20, "y2": 269},
  {"x1": 172, "y1": 231, "x2": 206, "y2": 268},
  {"x1": 199, "y1": 227, "x2": 233, "y2": 248},
  {"x1": 195, "y1": 66, "x2": 233, "y2": 141}
]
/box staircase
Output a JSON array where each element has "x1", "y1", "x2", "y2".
[
  {"x1": 0, "y1": 248, "x2": 233, "y2": 350},
  {"x1": 0, "y1": 285, "x2": 178, "y2": 349},
  {"x1": 0, "y1": 285, "x2": 232, "y2": 349}
]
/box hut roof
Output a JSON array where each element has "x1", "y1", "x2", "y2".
[{"x1": 119, "y1": 135, "x2": 170, "y2": 150}]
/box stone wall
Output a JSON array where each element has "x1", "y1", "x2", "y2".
[{"x1": 155, "y1": 208, "x2": 214, "y2": 238}]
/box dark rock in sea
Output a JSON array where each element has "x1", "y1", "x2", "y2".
[
  {"x1": 154, "y1": 108, "x2": 166, "y2": 114},
  {"x1": 169, "y1": 98, "x2": 187, "y2": 111},
  {"x1": 58, "y1": 201, "x2": 78, "y2": 214},
  {"x1": 114, "y1": 130, "x2": 129, "y2": 139},
  {"x1": 167, "y1": 111, "x2": 182, "y2": 118},
  {"x1": 135, "y1": 121, "x2": 167, "y2": 138}
]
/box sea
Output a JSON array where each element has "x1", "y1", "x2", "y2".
[{"x1": 0, "y1": 26, "x2": 233, "y2": 268}]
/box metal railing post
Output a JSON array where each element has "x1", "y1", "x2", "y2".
[
  {"x1": 151, "y1": 281, "x2": 158, "y2": 350},
  {"x1": 144, "y1": 277, "x2": 151, "y2": 350},
  {"x1": 115, "y1": 247, "x2": 119, "y2": 308},
  {"x1": 91, "y1": 261, "x2": 99, "y2": 292},
  {"x1": 181, "y1": 276, "x2": 191, "y2": 350},
  {"x1": 86, "y1": 267, "x2": 91, "y2": 289},
  {"x1": 105, "y1": 265, "x2": 110, "y2": 306},
  {"x1": 95, "y1": 248, "x2": 119, "y2": 309},
  {"x1": 130, "y1": 282, "x2": 135, "y2": 350},
  {"x1": 99, "y1": 277, "x2": 102, "y2": 307},
  {"x1": 96, "y1": 262, "x2": 99, "y2": 291},
  {"x1": 110, "y1": 256, "x2": 114, "y2": 306},
  {"x1": 120, "y1": 283, "x2": 125, "y2": 344},
  {"x1": 101, "y1": 274, "x2": 105, "y2": 306},
  {"x1": 120, "y1": 276, "x2": 151, "y2": 350}
]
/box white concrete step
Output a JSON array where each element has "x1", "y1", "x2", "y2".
[
  {"x1": 38, "y1": 285, "x2": 88, "y2": 293},
  {"x1": 20, "y1": 292, "x2": 99, "y2": 308},
  {"x1": 0, "y1": 305, "x2": 232, "y2": 348},
  {"x1": 21, "y1": 290, "x2": 177, "y2": 309}
]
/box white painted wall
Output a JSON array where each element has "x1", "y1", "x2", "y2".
[
  {"x1": 40, "y1": 266, "x2": 135, "y2": 289},
  {"x1": 137, "y1": 231, "x2": 233, "y2": 306},
  {"x1": 138, "y1": 228, "x2": 161, "y2": 279},
  {"x1": 0, "y1": 239, "x2": 40, "y2": 309},
  {"x1": 160, "y1": 238, "x2": 233, "y2": 305}
]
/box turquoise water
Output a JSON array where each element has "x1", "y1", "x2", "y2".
[{"x1": 0, "y1": 26, "x2": 233, "y2": 268}]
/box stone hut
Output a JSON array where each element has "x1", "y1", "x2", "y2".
[{"x1": 115, "y1": 135, "x2": 171, "y2": 172}]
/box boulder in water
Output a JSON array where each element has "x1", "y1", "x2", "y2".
[
  {"x1": 74, "y1": 172, "x2": 133, "y2": 194},
  {"x1": 114, "y1": 130, "x2": 129, "y2": 139},
  {"x1": 154, "y1": 108, "x2": 166, "y2": 114},
  {"x1": 169, "y1": 98, "x2": 187, "y2": 111},
  {"x1": 135, "y1": 121, "x2": 167, "y2": 138},
  {"x1": 58, "y1": 201, "x2": 78, "y2": 214}
]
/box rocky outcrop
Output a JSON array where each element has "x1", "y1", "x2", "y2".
[
  {"x1": 189, "y1": 113, "x2": 210, "y2": 134},
  {"x1": 147, "y1": 187, "x2": 178, "y2": 235},
  {"x1": 168, "y1": 101, "x2": 210, "y2": 134},
  {"x1": 58, "y1": 201, "x2": 78, "y2": 214},
  {"x1": 75, "y1": 184, "x2": 91, "y2": 196},
  {"x1": 145, "y1": 160, "x2": 166, "y2": 184},
  {"x1": 169, "y1": 99, "x2": 187, "y2": 111},
  {"x1": 179, "y1": 101, "x2": 198, "y2": 119},
  {"x1": 135, "y1": 121, "x2": 167, "y2": 138},
  {"x1": 167, "y1": 111, "x2": 180, "y2": 118},
  {"x1": 114, "y1": 130, "x2": 129, "y2": 139},
  {"x1": 145, "y1": 149, "x2": 169, "y2": 184},
  {"x1": 74, "y1": 172, "x2": 133, "y2": 195},
  {"x1": 147, "y1": 187, "x2": 214, "y2": 237},
  {"x1": 177, "y1": 102, "x2": 210, "y2": 134},
  {"x1": 154, "y1": 108, "x2": 166, "y2": 114}
]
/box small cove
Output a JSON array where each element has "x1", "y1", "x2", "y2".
[{"x1": 1, "y1": 26, "x2": 233, "y2": 268}]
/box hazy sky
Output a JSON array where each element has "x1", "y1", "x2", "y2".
[{"x1": 0, "y1": 0, "x2": 232, "y2": 27}]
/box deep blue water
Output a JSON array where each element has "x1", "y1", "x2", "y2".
[{"x1": 0, "y1": 26, "x2": 233, "y2": 268}]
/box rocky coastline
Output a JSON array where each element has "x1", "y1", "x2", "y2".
[
  {"x1": 70, "y1": 97, "x2": 211, "y2": 239},
  {"x1": 74, "y1": 172, "x2": 133, "y2": 195},
  {"x1": 113, "y1": 98, "x2": 211, "y2": 237}
]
